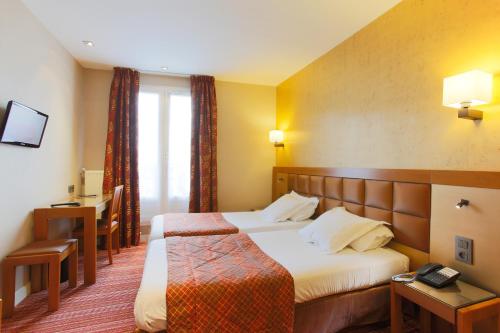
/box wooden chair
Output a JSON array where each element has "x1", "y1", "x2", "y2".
[
  {"x1": 73, "y1": 185, "x2": 124, "y2": 264},
  {"x1": 2, "y1": 239, "x2": 78, "y2": 318}
]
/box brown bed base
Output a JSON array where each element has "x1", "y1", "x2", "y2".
[{"x1": 295, "y1": 284, "x2": 390, "y2": 333}]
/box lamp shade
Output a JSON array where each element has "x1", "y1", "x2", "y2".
[
  {"x1": 443, "y1": 70, "x2": 493, "y2": 108},
  {"x1": 269, "y1": 130, "x2": 284, "y2": 143}
]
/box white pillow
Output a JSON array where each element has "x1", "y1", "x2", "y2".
[
  {"x1": 350, "y1": 225, "x2": 394, "y2": 252},
  {"x1": 260, "y1": 194, "x2": 305, "y2": 223},
  {"x1": 299, "y1": 207, "x2": 384, "y2": 253},
  {"x1": 288, "y1": 191, "x2": 319, "y2": 221}
]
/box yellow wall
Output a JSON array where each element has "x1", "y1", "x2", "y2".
[
  {"x1": 0, "y1": 1, "x2": 84, "y2": 301},
  {"x1": 216, "y1": 81, "x2": 276, "y2": 211},
  {"x1": 82, "y1": 70, "x2": 276, "y2": 214},
  {"x1": 82, "y1": 69, "x2": 113, "y2": 169},
  {"x1": 276, "y1": 0, "x2": 500, "y2": 171}
]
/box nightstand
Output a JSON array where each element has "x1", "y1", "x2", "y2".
[{"x1": 391, "y1": 279, "x2": 500, "y2": 333}]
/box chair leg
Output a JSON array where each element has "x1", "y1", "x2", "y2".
[
  {"x1": 107, "y1": 233, "x2": 113, "y2": 265},
  {"x1": 68, "y1": 246, "x2": 78, "y2": 288},
  {"x1": 48, "y1": 257, "x2": 60, "y2": 312},
  {"x1": 2, "y1": 261, "x2": 16, "y2": 318},
  {"x1": 114, "y1": 229, "x2": 120, "y2": 254}
]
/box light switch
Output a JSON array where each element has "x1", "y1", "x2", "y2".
[{"x1": 455, "y1": 236, "x2": 473, "y2": 265}]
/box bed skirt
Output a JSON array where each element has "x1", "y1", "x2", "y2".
[{"x1": 294, "y1": 284, "x2": 390, "y2": 333}]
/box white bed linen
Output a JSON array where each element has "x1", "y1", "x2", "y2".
[
  {"x1": 148, "y1": 211, "x2": 312, "y2": 242},
  {"x1": 135, "y1": 229, "x2": 409, "y2": 332}
]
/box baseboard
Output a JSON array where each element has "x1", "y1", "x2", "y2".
[{"x1": 15, "y1": 281, "x2": 31, "y2": 306}]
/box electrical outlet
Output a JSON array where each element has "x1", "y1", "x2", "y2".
[
  {"x1": 68, "y1": 184, "x2": 75, "y2": 194},
  {"x1": 455, "y1": 236, "x2": 473, "y2": 265}
]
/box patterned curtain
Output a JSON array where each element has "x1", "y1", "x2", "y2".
[
  {"x1": 189, "y1": 75, "x2": 218, "y2": 212},
  {"x1": 103, "y1": 67, "x2": 141, "y2": 247}
]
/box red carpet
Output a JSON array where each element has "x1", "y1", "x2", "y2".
[
  {"x1": 2, "y1": 244, "x2": 147, "y2": 333},
  {"x1": 2, "y1": 242, "x2": 417, "y2": 333}
]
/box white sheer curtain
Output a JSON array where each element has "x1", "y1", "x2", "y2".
[{"x1": 138, "y1": 86, "x2": 191, "y2": 222}]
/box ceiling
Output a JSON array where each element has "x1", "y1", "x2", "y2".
[{"x1": 22, "y1": 0, "x2": 400, "y2": 86}]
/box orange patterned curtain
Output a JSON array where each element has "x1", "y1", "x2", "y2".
[
  {"x1": 103, "y1": 67, "x2": 141, "y2": 247},
  {"x1": 189, "y1": 75, "x2": 218, "y2": 212}
]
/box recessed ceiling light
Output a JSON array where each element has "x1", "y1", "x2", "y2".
[
  {"x1": 82, "y1": 40, "x2": 94, "y2": 47},
  {"x1": 160, "y1": 67, "x2": 168, "y2": 71}
]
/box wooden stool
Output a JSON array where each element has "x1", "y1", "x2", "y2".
[{"x1": 2, "y1": 239, "x2": 78, "y2": 318}]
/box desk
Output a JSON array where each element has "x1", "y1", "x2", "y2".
[{"x1": 32, "y1": 195, "x2": 112, "y2": 288}]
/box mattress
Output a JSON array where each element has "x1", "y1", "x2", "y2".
[
  {"x1": 148, "y1": 211, "x2": 312, "y2": 242},
  {"x1": 135, "y1": 229, "x2": 409, "y2": 332}
]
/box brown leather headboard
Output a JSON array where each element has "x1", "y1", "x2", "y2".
[{"x1": 273, "y1": 167, "x2": 431, "y2": 253}]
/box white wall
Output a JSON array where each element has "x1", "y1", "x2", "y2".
[{"x1": 0, "y1": 1, "x2": 84, "y2": 300}]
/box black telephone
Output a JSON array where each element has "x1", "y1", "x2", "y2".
[{"x1": 416, "y1": 263, "x2": 461, "y2": 288}]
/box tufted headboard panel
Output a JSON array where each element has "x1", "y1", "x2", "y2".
[{"x1": 273, "y1": 167, "x2": 432, "y2": 260}]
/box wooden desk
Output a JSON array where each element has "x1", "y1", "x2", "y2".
[
  {"x1": 391, "y1": 279, "x2": 499, "y2": 333},
  {"x1": 33, "y1": 195, "x2": 111, "y2": 288}
]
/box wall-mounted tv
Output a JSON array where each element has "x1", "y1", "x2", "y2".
[{"x1": 0, "y1": 101, "x2": 48, "y2": 148}]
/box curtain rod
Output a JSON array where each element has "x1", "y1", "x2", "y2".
[{"x1": 138, "y1": 69, "x2": 191, "y2": 78}]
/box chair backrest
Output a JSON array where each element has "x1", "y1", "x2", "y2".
[{"x1": 107, "y1": 185, "x2": 124, "y2": 229}]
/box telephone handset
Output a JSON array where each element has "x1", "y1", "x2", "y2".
[{"x1": 416, "y1": 263, "x2": 461, "y2": 288}]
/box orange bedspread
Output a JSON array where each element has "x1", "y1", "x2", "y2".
[
  {"x1": 166, "y1": 233, "x2": 295, "y2": 333},
  {"x1": 162, "y1": 212, "x2": 239, "y2": 237}
]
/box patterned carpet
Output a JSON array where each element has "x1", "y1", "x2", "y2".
[
  {"x1": 2, "y1": 244, "x2": 147, "y2": 333},
  {"x1": 2, "y1": 242, "x2": 418, "y2": 333}
]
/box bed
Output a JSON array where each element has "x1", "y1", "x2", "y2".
[
  {"x1": 135, "y1": 229, "x2": 409, "y2": 332},
  {"x1": 136, "y1": 167, "x2": 432, "y2": 332},
  {"x1": 148, "y1": 211, "x2": 312, "y2": 242}
]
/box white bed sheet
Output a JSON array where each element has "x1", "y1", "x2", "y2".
[
  {"x1": 148, "y1": 211, "x2": 312, "y2": 242},
  {"x1": 135, "y1": 229, "x2": 409, "y2": 332}
]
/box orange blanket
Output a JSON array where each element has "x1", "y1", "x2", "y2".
[
  {"x1": 162, "y1": 212, "x2": 239, "y2": 237},
  {"x1": 166, "y1": 233, "x2": 295, "y2": 333}
]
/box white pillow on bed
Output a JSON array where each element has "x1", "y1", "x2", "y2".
[
  {"x1": 349, "y1": 224, "x2": 394, "y2": 252},
  {"x1": 260, "y1": 194, "x2": 306, "y2": 223},
  {"x1": 299, "y1": 207, "x2": 384, "y2": 253},
  {"x1": 288, "y1": 191, "x2": 319, "y2": 221}
]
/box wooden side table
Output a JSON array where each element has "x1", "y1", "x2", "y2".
[{"x1": 391, "y1": 279, "x2": 500, "y2": 333}]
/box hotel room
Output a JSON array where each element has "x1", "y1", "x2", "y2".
[{"x1": 1, "y1": 0, "x2": 500, "y2": 332}]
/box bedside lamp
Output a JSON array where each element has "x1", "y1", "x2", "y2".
[
  {"x1": 443, "y1": 70, "x2": 493, "y2": 120},
  {"x1": 269, "y1": 130, "x2": 284, "y2": 147}
]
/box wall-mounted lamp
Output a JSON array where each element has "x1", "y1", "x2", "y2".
[
  {"x1": 456, "y1": 199, "x2": 470, "y2": 209},
  {"x1": 269, "y1": 130, "x2": 284, "y2": 147},
  {"x1": 443, "y1": 70, "x2": 493, "y2": 121}
]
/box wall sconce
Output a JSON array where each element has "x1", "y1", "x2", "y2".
[
  {"x1": 456, "y1": 199, "x2": 470, "y2": 209},
  {"x1": 443, "y1": 70, "x2": 493, "y2": 121},
  {"x1": 269, "y1": 130, "x2": 284, "y2": 147}
]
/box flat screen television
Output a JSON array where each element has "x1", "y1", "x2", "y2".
[{"x1": 0, "y1": 101, "x2": 48, "y2": 148}]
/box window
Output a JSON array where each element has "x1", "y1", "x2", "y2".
[
  {"x1": 138, "y1": 92, "x2": 160, "y2": 199},
  {"x1": 138, "y1": 87, "x2": 191, "y2": 221},
  {"x1": 166, "y1": 94, "x2": 192, "y2": 211}
]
